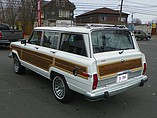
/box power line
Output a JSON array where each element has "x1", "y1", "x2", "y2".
[
  {"x1": 125, "y1": 10, "x2": 157, "y2": 17},
  {"x1": 125, "y1": 0, "x2": 157, "y2": 7},
  {"x1": 72, "y1": 1, "x2": 157, "y2": 18},
  {"x1": 72, "y1": 0, "x2": 119, "y2": 5},
  {"x1": 123, "y1": 6, "x2": 157, "y2": 13},
  {"x1": 123, "y1": 5, "x2": 157, "y2": 9}
]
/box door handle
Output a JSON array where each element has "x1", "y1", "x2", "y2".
[
  {"x1": 34, "y1": 47, "x2": 39, "y2": 49},
  {"x1": 50, "y1": 51, "x2": 56, "y2": 54}
]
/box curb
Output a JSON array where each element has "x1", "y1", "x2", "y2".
[{"x1": 152, "y1": 35, "x2": 157, "y2": 39}]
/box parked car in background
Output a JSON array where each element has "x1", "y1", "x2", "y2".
[
  {"x1": 132, "y1": 30, "x2": 151, "y2": 41},
  {"x1": 9, "y1": 24, "x2": 148, "y2": 103},
  {"x1": 0, "y1": 23, "x2": 24, "y2": 46}
]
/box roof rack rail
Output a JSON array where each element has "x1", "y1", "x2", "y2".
[{"x1": 85, "y1": 23, "x2": 127, "y2": 29}]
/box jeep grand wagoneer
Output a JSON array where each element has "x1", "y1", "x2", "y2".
[{"x1": 10, "y1": 24, "x2": 148, "y2": 103}]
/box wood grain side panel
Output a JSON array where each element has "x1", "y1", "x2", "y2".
[
  {"x1": 22, "y1": 49, "x2": 53, "y2": 71},
  {"x1": 98, "y1": 58, "x2": 142, "y2": 78},
  {"x1": 54, "y1": 58, "x2": 88, "y2": 79},
  {"x1": 11, "y1": 45, "x2": 88, "y2": 79}
]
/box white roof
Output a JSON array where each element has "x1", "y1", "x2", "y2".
[
  {"x1": 34, "y1": 26, "x2": 92, "y2": 33},
  {"x1": 34, "y1": 24, "x2": 127, "y2": 33}
]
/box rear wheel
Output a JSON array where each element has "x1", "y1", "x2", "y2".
[
  {"x1": 52, "y1": 75, "x2": 72, "y2": 103},
  {"x1": 13, "y1": 55, "x2": 25, "y2": 74}
]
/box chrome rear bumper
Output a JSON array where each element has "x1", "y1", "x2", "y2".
[{"x1": 85, "y1": 75, "x2": 148, "y2": 101}]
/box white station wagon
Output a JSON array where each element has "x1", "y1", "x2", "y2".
[{"x1": 10, "y1": 24, "x2": 148, "y2": 103}]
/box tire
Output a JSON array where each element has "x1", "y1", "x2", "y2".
[
  {"x1": 13, "y1": 55, "x2": 25, "y2": 74},
  {"x1": 52, "y1": 75, "x2": 72, "y2": 103},
  {"x1": 135, "y1": 36, "x2": 139, "y2": 40},
  {"x1": 146, "y1": 37, "x2": 151, "y2": 41}
]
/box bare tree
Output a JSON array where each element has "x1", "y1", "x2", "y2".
[
  {"x1": 0, "y1": 0, "x2": 4, "y2": 23},
  {"x1": 17, "y1": 0, "x2": 37, "y2": 33},
  {"x1": 152, "y1": 18, "x2": 157, "y2": 24},
  {"x1": 5, "y1": 0, "x2": 20, "y2": 29},
  {"x1": 133, "y1": 18, "x2": 142, "y2": 25},
  {"x1": 1, "y1": 0, "x2": 37, "y2": 31},
  {"x1": 0, "y1": 0, "x2": 7, "y2": 23}
]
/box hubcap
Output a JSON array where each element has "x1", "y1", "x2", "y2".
[
  {"x1": 14, "y1": 58, "x2": 19, "y2": 72},
  {"x1": 53, "y1": 76, "x2": 65, "y2": 99}
]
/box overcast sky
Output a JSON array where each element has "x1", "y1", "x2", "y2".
[{"x1": 45, "y1": 0, "x2": 157, "y2": 23}]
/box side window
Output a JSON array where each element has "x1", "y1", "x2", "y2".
[
  {"x1": 28, "y1": 31, "x2": 42, "y2": 45},
  {"x1": 142, "y1": 31, "x2": 146, "y2": 35},
  {"x1": 60, "y1": 33, "x2": 87, "y2": 57},
  {"x1": 42, "y1": 31, "x2": 59, "y2": 49},
  {"x1": 56, "y1": 0, "x2": 60, "y2": 6}
]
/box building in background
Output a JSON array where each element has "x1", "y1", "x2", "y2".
[
  {"x1": 131, "y1": 23, "x2": 157, "y2": 35},
  {"x1": 76, "y1": 7, "x2": 129, "y2": 25},
  {"x1": 134, "y1": 24, "x2": 152, "y2": 34},
  {"x1": 37, "y1": 0, "x2": 76, "y2": 26}
]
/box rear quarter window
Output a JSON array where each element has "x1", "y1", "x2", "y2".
[
  {"x1": 0, "y1": 24, "x2": 10, "y2": 30},
  {"x1": 60, "y1": 33, "x2": 87, "y2": 57}
]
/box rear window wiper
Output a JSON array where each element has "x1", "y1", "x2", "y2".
[
  {"x1": 119, "y1": 50, "x2": 124, "y2": 54},
  {"x1": 119, "y1": 48, "x2": 133, "y2": 54}
]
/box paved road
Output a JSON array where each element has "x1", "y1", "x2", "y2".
[{"x1": 0, "y1": 39, "x2": 157, "y2": 118}]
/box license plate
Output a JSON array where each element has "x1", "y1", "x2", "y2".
[{"x1": 117, "y1": 73, "x2": 128, "y2": 83}]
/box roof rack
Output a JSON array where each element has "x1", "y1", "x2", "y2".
[{"x1": 85, "y1": 23, "x2": 127, "y2": 29}]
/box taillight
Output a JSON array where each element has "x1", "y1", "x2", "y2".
[
  {"x1": 82, "y1": 72, "x2": 90, "y2": 77},
  {"x1": 22, "y1": 32, "x2": 25, "y2": 39},
  {"x1": 92, "y1": 74, "x2": 98, "y2": 90},
  {"x1": 0, "y1": 31, "x2": 2, "y2": 39},
  {"x1": 142, "y1": 63, "x2": 147, "y2": 75}
]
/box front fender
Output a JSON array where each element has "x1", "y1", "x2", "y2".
[{"x1": 11, "y1": 50, "x2": 20, "y2": 59}]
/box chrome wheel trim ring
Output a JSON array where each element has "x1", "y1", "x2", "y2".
[
  {"x1": 53, "y1": 76, "x2": 65, "y2": 100},
  {"x1": 14, "y1": 58, "x2": 19, "y2": 72}
]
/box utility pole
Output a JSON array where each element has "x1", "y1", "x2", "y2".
[
  {"x1": 131, "y1": 12, "x2": 134, "y2": 30},
  {"x1": 132, "y1": 12, "x2": 133, "y2": 24},
  {"x1": 0, "y1": 1, "x2": 3, "y2": 23},
  {"x1": 119, "y1": 0, "x2": 124, "y2": 24}
]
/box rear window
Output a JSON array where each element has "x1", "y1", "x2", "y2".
[
  {"x1": 0, "y1": 24, "x2": 10, "y2": 30},
  {"x1": 91, "y1": 30, "x2": 134, "y2": 53}
]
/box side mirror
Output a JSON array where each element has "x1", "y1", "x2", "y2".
[{"x1": 21, "y1": 39, "x2": 27, "y2": 46}]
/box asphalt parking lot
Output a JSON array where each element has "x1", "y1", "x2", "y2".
[{"x1": 0, "y1": 38, "x2": 157, "y2": 118}]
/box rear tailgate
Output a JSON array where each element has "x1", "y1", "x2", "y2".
[{"x1": 94, "y1": 50, "x2": 143, "y2": 88}]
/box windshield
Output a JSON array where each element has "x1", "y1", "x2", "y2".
[{"x1": 91, "y1": 30, "x2": 134, "y2": 53}]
